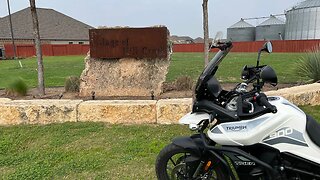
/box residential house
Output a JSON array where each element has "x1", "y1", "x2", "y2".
[{"x1": 0, "y1": 7, "x2": 94, "y2": 46}]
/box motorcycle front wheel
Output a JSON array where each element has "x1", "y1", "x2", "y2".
[{"x1": 155, "y1": 143, "x2": 227, "y2": 180}]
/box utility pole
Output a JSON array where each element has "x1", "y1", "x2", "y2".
[
  {"x1": 6, "y1": 0, "x2": 22, "y2": 68},
  {"x1": 30, "y1": 0, "x2": 45, "y2": 95}
]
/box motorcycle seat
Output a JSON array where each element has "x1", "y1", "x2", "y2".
[{"x1": 306, "y1": 115, "x2": 320, "y2": 147}]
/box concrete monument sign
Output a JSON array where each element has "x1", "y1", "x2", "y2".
[{"x1": 80, "y1": 27, "x2": 171, "y2": 98}]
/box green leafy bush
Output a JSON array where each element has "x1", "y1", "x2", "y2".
[
  {"x1": 297, "y1": 47, "x2": 320, "y2": 83},
  {"x1": 174, "y1": 75, "x2": 194, "y2": 91},
  {"x1": 65, "y1": 76, "x2": 80, "y2": 92},
  {"x1": 6, "y1": 78, "x2": 28, "y2": 96}
]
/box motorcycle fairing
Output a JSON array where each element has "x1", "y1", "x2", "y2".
[
  {"x1": 179, "y1": 112, "x2": 210, "y2": 130},
  {"x1": 208, "y1": 96, "x2": 320, "y2": 164}
]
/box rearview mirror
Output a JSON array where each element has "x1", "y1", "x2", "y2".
[
  {"x1": 261, "y1": 41, "x2": 273, "y2": 53},
  {"x1": 260, "y1": 66, "x2": 278, "y2": 86},
  {"x1": 256, "y1": 41, "x2": 272, "y2": 67}
]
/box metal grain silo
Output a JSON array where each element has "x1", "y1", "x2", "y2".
[
  {"x1": 227, "y1": 19, "x2": 255, "y2": 42},
  {"x1": 256, "y1": 15, "x2": 285, "y2": 41},
  {"x1": 285, "y1": 0, "x2": 320, "y2": 40}
]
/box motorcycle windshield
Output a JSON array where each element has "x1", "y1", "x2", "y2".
[{"x1": 195, "y1": 48, "x2": 232, "y2": 92}]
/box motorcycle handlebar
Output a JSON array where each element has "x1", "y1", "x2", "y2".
[{"x1": 256, "y1": 93, "x2": 277, "y2": 113}]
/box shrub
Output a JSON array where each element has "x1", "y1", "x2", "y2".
[
  {"x1": 6, "y1": 78, "x2": 28, "y2": 96},
  {"x1": 174, "y1": 75, "x2": 194, "y2": 91},
  {"x1": 297, "y1": 47, "x2": 320, "y2": 83},
  {"x1": 65, "y1": 76, "x2": 80, "y2": 92},
  {"x1": 162, "y1": 82, "x2": 175, "y2": 92}
]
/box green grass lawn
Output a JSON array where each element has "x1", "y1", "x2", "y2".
[
  {"x1": 0, "y1": 52, "x2": 308, "y2": 89},
  {"x1": 167, "y1": 52, "x2": 308, "y2": 83},
  {"x1": 0, "y1": 56, "x2": 85, "y2": 89},
  {"x1": 0, "y1": 123, "x2": 190, "y2": 179},
  {"x1": 0, "y1": 106, "x2": 319, "y2": 179}
]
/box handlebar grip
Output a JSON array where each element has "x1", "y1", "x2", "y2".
[{"x1": 257, "y1": 93, "x2": 277, "y2": 113}]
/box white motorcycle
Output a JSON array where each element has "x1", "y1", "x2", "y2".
[{"x1": 155, "y1": 41, "x2": 320, "y2": 180}]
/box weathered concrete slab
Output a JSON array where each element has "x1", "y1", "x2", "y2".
[
  {"x1": 78, "y1": 100, "x2": 157, "y2": 124},
  {"x1": 157, "y1": 98, "x2": 192, "y2": 124},
  {"x1": 0, "y1": 100, "x2": 82, "y2": 125}
]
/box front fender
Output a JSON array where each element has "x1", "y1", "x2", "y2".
[
  {"x1": 172, "y1": 135, "x2": 236, "y2": 179},
  {"x1": 172, "y1": 134, "x2": 205, "y2": 156}
]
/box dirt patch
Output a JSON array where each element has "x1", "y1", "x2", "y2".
[{"x1": 0, "y1": 83, "x2": 298, "y2": 101}]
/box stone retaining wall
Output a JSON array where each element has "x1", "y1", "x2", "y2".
[
  {"x1": 0, "y1": 83, "x2": 319, "y2": 126},
  {"x1": 78, "y1": 100, "x2": 157, "y2": 124},
  {"x1": 266, "y1": 83, "x2": 320, "y2": 106},
  {"x1": 0, "y1": 100, "x2": 81, "y2": 125},
  {"x1": 156, "y1": 98, "x2": 192, "y2": 124}
]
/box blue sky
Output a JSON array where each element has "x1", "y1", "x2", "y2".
[{"x1": 0, "y1": 0, "x2": 302, "y2": 38}]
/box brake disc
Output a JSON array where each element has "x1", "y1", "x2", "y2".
[{"x1": 171, "y1": 163, "x2": 187, "y2": 180}]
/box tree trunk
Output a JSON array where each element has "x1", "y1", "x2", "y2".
[
  {"x1": 29, "y1": 0, "x2": 45, "y2": 95},
  {"x1": 202, "y1": 0, "x2": 209, "y2": 66}
]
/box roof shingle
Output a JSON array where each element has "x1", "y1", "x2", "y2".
[{"x1": 0, "y1": 7, "x2": 94, "y2": 40}]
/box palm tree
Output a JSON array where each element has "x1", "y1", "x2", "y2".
[{"x1": 29, "y1": 0, "x2": 45, "y2": 95}]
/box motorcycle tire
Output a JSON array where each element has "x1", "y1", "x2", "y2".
[{"x1": 155, "y1": 143, "x2": 228, "y2": 180}]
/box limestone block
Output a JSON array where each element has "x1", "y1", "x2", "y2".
[
  {"x1": 157, "y1": 98, "x2": 192, "y2": 124},
  {"x1": 79, "y1": 56, "x2": 170, "y2": 97},
  {"x1": 0, "y1": 100, "x2": 82, "y2": 125},
  {"x1": 266, "y1": 83, "x2": 320, "y2": 106},
  {"x1": 0, "y1": 98, "x2": 11, "y2": 103},
  {"x1": 78, "y1": 100, "x2": 157, "y2": 124}
]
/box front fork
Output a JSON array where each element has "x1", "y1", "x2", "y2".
[{"x1": 172, "y1": 134, "x2": 236, "y2": 180}]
